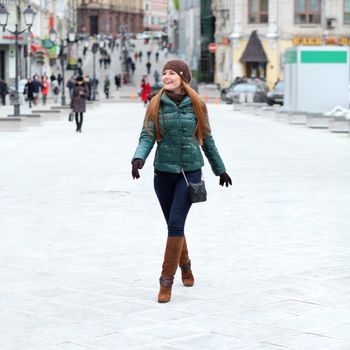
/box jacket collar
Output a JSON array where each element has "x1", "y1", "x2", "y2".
[{"x1": 160, "y1": 92, "x2": 192, "y2": 110}]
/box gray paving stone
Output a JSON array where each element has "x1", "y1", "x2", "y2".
[{"x1": 1, "y1": 102, "x2": 350, "y2": 349}]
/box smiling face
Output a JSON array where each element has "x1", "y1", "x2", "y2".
[{"x1": 162, "y1": 69, "x2": 182, "y2": 92}]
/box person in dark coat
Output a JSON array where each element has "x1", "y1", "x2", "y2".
[
  {"x1": 70, "y1": 76, "x2": 88, "y2": 132},
  {"x1": 0, "y1": 79, "x2": 8, "y2": 105},
  {"x1": 57, "y1": 73, "x2": 63, "y2": 86},
  {"x1": 50, "y1": 73, "x2": 56, "y2": 83},
  {"x1": 32, "y1": 75, "x2": 41, "y2": 105},
  {"x1": 104, "y1": 76, "x2": 110, "y2": 98},
  {"x1": 114, "y1": 74, "x2": 121, "y2": 90},
  {"x1": 25, "y1": 78, "x2": 35, "y2": 108},
  {"x1": 146, "y1": 61, "x2": 152, "y2": 74}
]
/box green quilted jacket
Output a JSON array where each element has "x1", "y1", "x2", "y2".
[{"x1": 132, "y1": 93, "x2": 226, "y2": 176}]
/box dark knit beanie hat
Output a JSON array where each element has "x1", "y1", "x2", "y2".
[{"x1": 162, "y1": 59, "x2": 191, "y2": 84}]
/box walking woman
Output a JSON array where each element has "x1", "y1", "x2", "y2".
[
  {"x1": 41, "y1": 76, "x2": 49, "y2": 105},
  {"x1": 70, "y1": 76, "x2": 88, "y2": 132},
  {"x1": 140, "y1": 76, "x2": 151, "y2": 107},
  {"x1": 131, "y1": 59, "x2": 232, "y2": 303}
]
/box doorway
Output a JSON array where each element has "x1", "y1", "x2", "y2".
[
  {"x1": 246, "y1": 62, "x2": 266, "y2": 79},
  {"x1": 90, "y1": 16, "x2": 99, "y2": 35}
]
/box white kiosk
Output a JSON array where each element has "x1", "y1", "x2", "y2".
[{"x1": 284, "y1": 46, "x2": 349, "y2": 113}]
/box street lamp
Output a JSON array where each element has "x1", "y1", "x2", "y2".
[
  {"x1": 0, "y1": 4, "x2": 36, "y2": 117},
  {"x1": 50, "y1": 27, "x2": 76, "y2": 106}
]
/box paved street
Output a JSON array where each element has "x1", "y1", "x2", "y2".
[{"x1": 1, "y1": 99, "x2": 350, "y2": 350}]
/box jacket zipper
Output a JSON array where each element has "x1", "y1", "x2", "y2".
[{"x1": 178, "y1": 108, "x2": 183, "y2": 171}]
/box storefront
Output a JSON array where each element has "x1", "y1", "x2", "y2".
[{"x1": 240, "y1": 31, "x2": 268, "y2": 79}]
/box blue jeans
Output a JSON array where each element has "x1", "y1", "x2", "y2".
[{"x1": 154, "y1": 169, "x2": 202, "y2": 237}]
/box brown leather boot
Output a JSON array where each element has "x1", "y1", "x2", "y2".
[
  {"x1": 179, "y1": 237, "x2": 194, "y2": 287},
  {"x1": 158, "y1": 236, "x2": 184, "y2": 303}
]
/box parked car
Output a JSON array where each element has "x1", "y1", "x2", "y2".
[
  {"x1": 225, "y1": 80, "x2": 268, "y2": 104},
  {"x1": 267, "y1": 80, "x2": 284, "y2": 106},
  {"x1": 221, "y1": 77, "x2": 266, "y2": 103},
  {"x1": 220, "y1": 82, "x2": 235, "y2": 101}
]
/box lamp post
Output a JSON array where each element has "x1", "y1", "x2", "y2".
[
  {"x1": 120, "y1": 25, "x2": 129, "y2": 84},
  {"x1": 50, "y1": 28, "x2": 76, "y2": 106},
  {"x1": 91, "y1": 42, "x2": 99, "y2": 100},
  {"x1": 0, "y1": 4, "x2": 36, "y2": 117}
]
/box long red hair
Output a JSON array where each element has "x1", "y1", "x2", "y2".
[{"x1": 144, "y1": 82, "x2": 210, "y2": 145}]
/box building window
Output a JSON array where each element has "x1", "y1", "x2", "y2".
[
  {"x1": 248, "y1": 0, "x2": 268, "y2": 24},
  {"x1": 295, "y1": 0, "x2": 321, "y2": 24},
  {"x1": 345, "y1": 0, "x2": 350, "y2": 24}
]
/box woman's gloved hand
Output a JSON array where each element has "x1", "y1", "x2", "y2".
[
  {"x1": 132, "y1": 159, "x2": 144, "y2": 179},
  {"x1": 219, "y1": 172, "x2": 232, "y2": 187}
]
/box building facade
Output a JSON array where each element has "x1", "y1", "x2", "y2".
[
  {"x1": 77, "y1": 0, "x2": 144, "y2": 36},
  {"x1": 144, "y1": 0, "x2": 168, "y2": 32},
  {"x1": 167, "y1": 0, "x2": 179, "y2": 52},
  {"x1": 213, "y1": 0, "x2": 350, "y2": 89},
  {"x1": 178, "y1": 0, "x2": 216, "y2": 82}
]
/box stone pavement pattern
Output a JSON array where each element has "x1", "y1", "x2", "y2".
[{"x1": 1, "y1": 101, "x2": 350, "y2": 350}]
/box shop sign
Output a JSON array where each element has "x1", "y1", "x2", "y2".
[
  {"x1": 42, "y1": 39, "x2": 54, "y2": 49},
  {"x1": 0, "y1": 34, "x2": 24, "y2": 43},
  {"x1": 293, "y1": 36, "x2": 350, "y2": 46}
]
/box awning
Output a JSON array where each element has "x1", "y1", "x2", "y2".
[
  {"x1": 30, "y1": 45, "x2": 47, "y2": 55},
  {"x1": 240, "y1": 30, "x2": 268, "y2": 63}
]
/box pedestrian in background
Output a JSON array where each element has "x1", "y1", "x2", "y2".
[
  {"x1": 131, "y1": 59, "x2": 232, "y2": 303},
  {"x1": 139, "y1": 50, "x2": 143, "y2": 62},
  {"x1": 50, "y1": 73, "x2": 56, "y2": 84},
  {"x1": 146, "y1": 61, "x2": 152, "y2": 75},
  {"x1": 131, "y1": 61, "x2": 136, "y2": 77},
  {"x1": 70, "y1": 76, "x2": 88, "y2": 133},
  {"x1": 153, "y1": 69, "x2": 160, "y2": 84},
  {"x1": 0, "y1": 79, "x2": 8, "y2": 105},
  {"x1": 104, "y1": 75, "x2": 110, "y2": 99},
  {"x1": 57, "y1": 73, "x2": 63, "y2": 87},
  {"x1": 155, "y1": 51, "x2": 159, "y2": 62},
  {"x1": 114, "y1": 74, "x2": 121, "y2": 91},
  {"x1": 66, "y1": 76, "x2": 75, "y2": 102},
  {"x1": 52, "y1": 79, "x2": 60, "y2": 104},
  {"x1": 41, "y1": 76, "x2": 49, "y2": 105},
  {"x1": 32, "y1": 75, "x2": 41, "y2": 105},
  {"x1": 147, "y1": 50, "x2": 151, "y2": 61},
  {"x1": 25, "y1": 78, "x2": 35, "y2": 108},
  {"x1": 140, "y1": 76, "x2": 151, "y2": 107}
]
